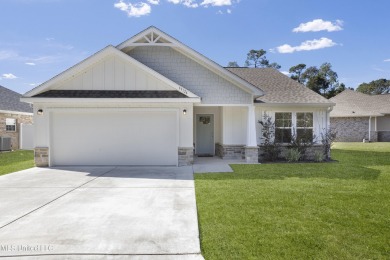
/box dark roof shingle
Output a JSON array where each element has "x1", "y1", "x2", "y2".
[
  {"x1": 226, "y1": 68, "x2": 333, "y2": 104},
  {"x1": 33, "y1": 90, "x2": 188, "y2": 98},
  {"x1": 0, "y1": 85, "x2": 33, "y2": 113}
]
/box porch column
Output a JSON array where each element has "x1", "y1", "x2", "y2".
[
  {"x1": 245, "y1": 105, "x2": 258, "y2": 163},
  {"x1": 368, "y1": 116, "x2": 372, "y2": 142}
]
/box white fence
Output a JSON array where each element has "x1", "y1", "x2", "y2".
[{"x1": 20, "y1": 123, "x2": 34, "y2": 150}]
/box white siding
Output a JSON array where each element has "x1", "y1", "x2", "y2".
[
  {"x1": 221, "y1": 107, "x2": 247, "y2": 145},
  {"x1": 52, "y1": 55, "x2": 173, "y2": 91}
]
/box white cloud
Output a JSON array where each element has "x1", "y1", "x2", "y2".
[
  {"x1": 114, "y1": 1, "x2": 151, "y2": 17},
  {"x1": 2, "y1": 73, "x2": 18, "y2": 79},
  {"x1": 147, "y1": 0, "x2": 159, "y2": 4},
  {"x1": 167, "y1": 0, "x2": 198, "y2": 8},
  {"x1": 384, "y1": 59, "x2": 390, "y2": 62},
  {"x1": 281, "y1": 71, "x2": 290, "y2": 76},
  {"x1": 227, "y1": 8, "x2": 231, "y2": 14},
  {"x1": 201, "y1": 0, "x2": 233, "y2": 7},
  {"x1": 274, "y1": 37, "x2": 337, "y2": 53},
  {"x1": 25, "y1": 62, "x2": 36, "y2": 66},
  {"x1": 0, "y1": 50, "x2": 18, "y2": 60},
  {"x1": 293, "y1": 19, "x2": 343, "y2": 33}
]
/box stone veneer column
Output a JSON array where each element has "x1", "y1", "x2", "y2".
[
  {"x1": 35, "y1": 147, "x2": 49, "y2": 167},
  {"x1": 178, "y1": 147, "x2": 194, "y2": 166},
  {"x1": 244, "y1": 146, "x2": 259, "y2": 163}
]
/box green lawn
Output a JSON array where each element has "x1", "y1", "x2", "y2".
[
  {"x1": 0, "y1": 150, "x2": 34, "y2": 176},
  {"x1": 195, "y1": 142, "x2": 390, "y2": 259}
]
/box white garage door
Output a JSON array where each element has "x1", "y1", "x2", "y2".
[{"x1": 50, "y1": 110, "x2": 178, "y2": 166}]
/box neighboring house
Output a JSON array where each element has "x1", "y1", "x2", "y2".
[
  {"x1": 330, "y1": 90, "x2": 390, "y2": 142},
  {"x1": 22, "y1": 26, "x2": 334, "y2": 167},
  {"x1": 0, "y1": 85, "x2": 33, "y2": 150}
]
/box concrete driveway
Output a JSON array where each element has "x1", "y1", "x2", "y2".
[{"x1": 0, "y1": 167, "x2": 203, "y2": 259}]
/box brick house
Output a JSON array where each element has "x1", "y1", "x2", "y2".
[
  {"x1": 22, "y1": 26, "x2": 334, "y2": 167},
  {"x1": 330, "y1": 90, "x2": 390, "y2": 142},
  {"x1": 0, "y1": 85, "x2": 33, "y2": 150}
]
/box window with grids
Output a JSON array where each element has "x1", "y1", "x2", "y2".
[
  {"x1": 6, "y1": 118, "x2": 16, "y2": 132},
  {"x1": 296, "y1": 112, "x2": 313, "y2": 142},
  {"x1": 275, "y1": 112, "x2": 292, "y2": 143}
]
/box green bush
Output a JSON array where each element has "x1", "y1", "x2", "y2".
[
  {"x1": 286, "y1": 148, "x2": 301, "y2": 162},
  {"x1": 314, "y1": 150, "x2": 325, "y2": 162}
]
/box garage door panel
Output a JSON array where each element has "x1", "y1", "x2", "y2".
[{"x1": 50, "y1": 110, "x2": 177, "y2": 166}]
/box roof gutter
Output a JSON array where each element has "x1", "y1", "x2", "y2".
[
  {"x1": 254, "y1": 102, "x2": 335, "y2": 108},
  {"x1": 20, "y1": 97, "x2": 201, "y2": 104}
]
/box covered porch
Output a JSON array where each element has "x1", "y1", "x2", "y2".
[{"x1": 193, "y1": 105, "x2": 258, "y2": 163}]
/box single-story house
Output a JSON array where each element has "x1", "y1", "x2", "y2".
[
  {"x1": 330, "y1": 89, "x2": 390, "y2": 142},
  {"x1": 0, "y1": 85, "x2": 33, "y2": 150},
  {"x1": 22, "y1": 26, "x2": 334, "y2": 167}
]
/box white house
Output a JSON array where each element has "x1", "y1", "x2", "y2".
[{"x1": 22, "y1": 26, "x2": 334, "y2": 167}]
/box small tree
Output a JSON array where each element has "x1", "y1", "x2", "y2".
[
  {"x1": 258, "y1": 114, "x2": 281, "y2": 161},
  {"x1": 320, "y1": 127, "x2": 337, "y2": 160},
  {"x1": 245, "y1": 49, "x2": 281, "y2": 69},
  {"x1": 227, "y1": 61, "x2": 239, "y2": 67}
]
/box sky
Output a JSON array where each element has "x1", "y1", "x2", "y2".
[{"x1": 0, "y1": 0, "x2": 390, "y2": 94}]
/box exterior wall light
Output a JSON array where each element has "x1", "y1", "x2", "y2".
[
  {"x1": 183, "y1": 109, "x2": 187, "y2": 115},
  {"x1": 37, "y1": 109, "x2": 44, "y2": 115}
]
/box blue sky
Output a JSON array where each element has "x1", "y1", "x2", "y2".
[{"x1": 1, "y1": 0, "x2": 389, "y2": 94}]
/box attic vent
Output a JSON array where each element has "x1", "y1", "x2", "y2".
[
  {"x1": 0, "y1": 137, "x2": 11, "y2": 151},
  {"x1": 133, "y1": 32, "x2": 172, "y2": 45}
]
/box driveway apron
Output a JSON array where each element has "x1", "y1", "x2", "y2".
[{"x1": 0, "y1": 166, "x2": 202, "y2": 259}]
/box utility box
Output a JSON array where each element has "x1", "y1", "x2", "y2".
[{"x1": 0, "y1": 137, "x2": 12, "y2": 151}]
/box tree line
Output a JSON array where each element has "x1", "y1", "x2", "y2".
[{"x1": 228, "y1": 49, "x2": 389, "y2": 98}]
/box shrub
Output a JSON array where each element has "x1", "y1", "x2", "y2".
[
  {"x1": 314, "y1": 150, "x2": 325, "y2": 162},
  {"x1": 286, "y1": 148, "x2": 301, "y2": 162},
  {"x1": 288, "y1": 128, "x2": 316, "y2": 160},
  {"x1": 320, "y1": 127, "x2": 337, "y2": 160},
  {"x1": 259, "y1": 114, "x2": 281, "y2": 162}
]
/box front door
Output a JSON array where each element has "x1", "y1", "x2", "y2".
[{"x1": 196, "y1": 114, "x2": 214, "y2": 156}]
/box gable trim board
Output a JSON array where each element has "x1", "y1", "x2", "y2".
[{"x1": 23, "y1": 26, "x2": 334, "y2": 166}]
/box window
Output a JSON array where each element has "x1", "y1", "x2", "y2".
[
  {"x1": 275, "y1": 112, "x2": 292, "y2": 143},
  {"x1": 296, "y1": 112, "x2": 313, "y2": 142},
  {"x1": 6, "y1": 118, "x2": 16, "y2": 132}
]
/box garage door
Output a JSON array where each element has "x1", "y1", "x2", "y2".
[{"x1": 50, "y1": 110, "x2": 178, "y2": 166}]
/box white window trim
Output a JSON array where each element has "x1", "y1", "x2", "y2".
[
  {"x1": 274, "y1": 112, "x2": 314, "y2": 143},
  {"x1": 6, "y1": 118, "x2": 17, "y2": 132}
]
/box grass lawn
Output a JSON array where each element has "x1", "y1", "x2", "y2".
[
  {"x1": 0, "y1": 150, "x2": 34, "y2": 176},
  {"x1": 195, "y1": 142, "x2": 390, "y2": 259}
]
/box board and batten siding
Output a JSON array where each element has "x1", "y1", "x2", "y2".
[
  {"x1": 221, "y1": 107, "x2": 247, "y2": 145},
  {"x1": 51, "y1": 55, "x2": 173, "y2": 91},
  {"x1": 255, "y1": 107, "x2": 329, "y2": 144}
]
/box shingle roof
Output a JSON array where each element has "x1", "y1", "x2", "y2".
[
  {"x1": 0, "y1": 85, "x2": 33, "y2": 113},
  {"x1": 33, "y1": 90, "x2": 188, "y2": 98},
  {"x1": 226, "y1": 67, "x2": 333, "y2": 104},
  {"x1": 330, "y1": 89, "x2": 390, "y2": 117}
]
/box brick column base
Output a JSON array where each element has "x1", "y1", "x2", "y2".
[
  {"x1": 244, "y1": 146, "x2": 259, "y2": 163},
  {"x1": 35, "y1": 147, "x2": 49, "y2": 167},
  {"x1": 178, "y1": 147, "x2": 194, "y2": 166}
]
